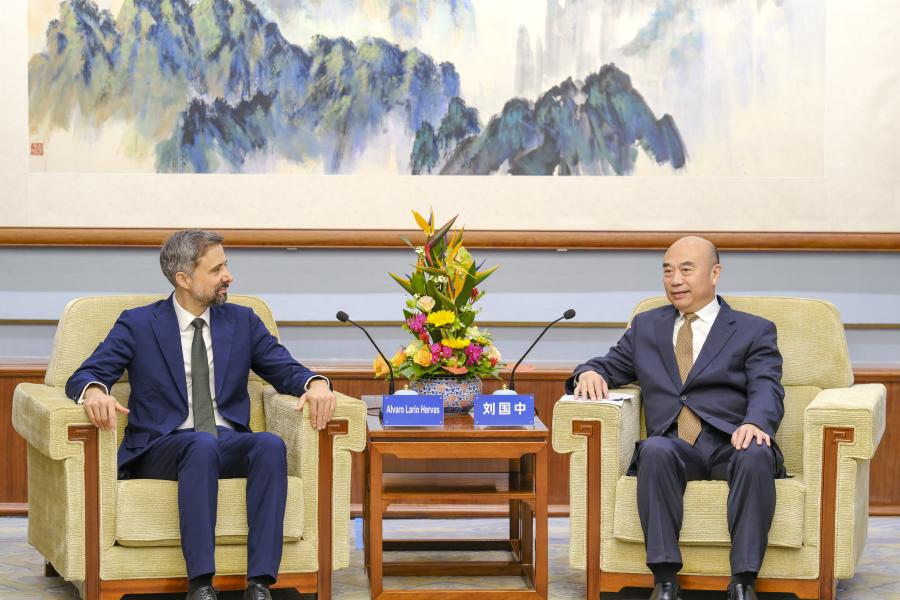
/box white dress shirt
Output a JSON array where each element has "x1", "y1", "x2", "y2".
[
  {"x1": 172, "y1": 295, "x2": 232, "y2": 430},
  {"x1": 673, "y1": 297, "x2": 721, "y2": 361}
]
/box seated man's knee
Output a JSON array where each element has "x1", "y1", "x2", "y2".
[
  {"x1": 731, "y1": 442, "x2": 775, "y2": 476},
  {"x1": 182, "y1": 432, "x2": 220, "y2": 464},
  {"x1": 638, "y1": 436, "x2": 680, "y2": 468},
  {"x1": 252, "y1": 432, "x2": 287, "y2": 463}
]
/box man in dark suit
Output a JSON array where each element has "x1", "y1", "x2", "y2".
[
  {"x1": 567, "y1": 236, "x2": 784, "y2": 600},
  {"x1": 67, "y1": 230, "x2": 336, "y2": 600}
]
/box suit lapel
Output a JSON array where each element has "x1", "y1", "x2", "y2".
[
  {"x1": 151, "y1": 297, "x2": 188, "y2": 406},
  {"x1": 654, "y1": 306, "x2": 682, "y2": 390},
  {"x1": 683, "y1": 297, "x2": 737, "y2": 388},
  {"x1": 211, "y1": 305, "x2": 234, "y2": 401}
]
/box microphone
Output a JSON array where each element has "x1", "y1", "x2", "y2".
[
  {"x1": 508, "y1": 309, "x2": 576, "y2": 392},
  {"x1": 336, "y1": 311, "x2": 395, "y2": 394}
]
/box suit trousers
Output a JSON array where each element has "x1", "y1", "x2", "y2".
[
  {"x1": 121, "y1": 426, "x2": 288, "y2": 581},
  {"x1": 635, "y1": 424, "x2": 781, "y2": 574}
]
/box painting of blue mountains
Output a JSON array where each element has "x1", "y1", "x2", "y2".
[{"x1": 28, "y1": 1, "x2": 821, "y2": 176}]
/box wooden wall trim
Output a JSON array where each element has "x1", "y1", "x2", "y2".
[{"x1": 2, "y1": 228, "x2": 899, "y2": 251}]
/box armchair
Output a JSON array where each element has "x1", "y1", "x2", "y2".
[
  {"x1": 553, "y1": 296, "x2": 885, "y2": 599},
  {"x1": 12, "y1": 295, "x2": 366, "y2": 600}
]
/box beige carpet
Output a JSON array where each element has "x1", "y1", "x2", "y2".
[{"x1": 2, "y1": 516, "x2": 898, "y2": 599}]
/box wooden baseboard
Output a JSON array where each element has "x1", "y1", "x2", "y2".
[
  {"x1": 868, "y1": 505, "x2": 900, "y2": 516},
  {"x1": 0, "y1": 503, "x2": 27, "y2": 516}
]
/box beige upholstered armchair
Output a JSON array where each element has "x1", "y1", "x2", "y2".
[
  {"x1": 553, "y1": 297, "x2": 885, "y2": 600},
  {"x1": 12, "y1": 295, "x2": 366, "y2": 600}
]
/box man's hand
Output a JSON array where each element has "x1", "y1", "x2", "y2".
[
  {"x1": 732, "y1": 423, "x2": 771, "y2": 450},
  {"x1": 573, "y1": 371, "x2": 609, "y2": 401},
  {"x1": 83, "y1": 385, "x2": 129, "y2": 431},
  {"x1": 296, "y1": 379, "x2": 336, "y2": 430}
]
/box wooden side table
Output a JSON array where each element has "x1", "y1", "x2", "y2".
[{"x1": 364, "y1": 413, "x2": 549, "y2": 599}]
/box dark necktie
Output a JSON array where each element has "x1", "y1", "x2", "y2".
[
  {"x1": 675, "y1": 313, "x2": 702, "y2": 444},
  {"x1": 191, "y1": 318, "x2": 217, "y2": 437}
]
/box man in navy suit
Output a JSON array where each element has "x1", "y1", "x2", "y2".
[
  {"x1": 567, "y1": 236, "x2": 784, "y2": 600},
  {"x1": 67, "y1": 230, "x2": 336, "y2": 600}
]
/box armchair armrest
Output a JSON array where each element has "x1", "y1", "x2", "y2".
[
  {"x1": 263, "y1": 388, "x2": 366, "y2": 571},
  {"x1": 12, "y1": 383, "x2": 103, "y2": 460},
  {"x1": 804, "y1": 384, "x2": 886, "y2": 461},
  {"x1": 552, "y1": 388, "x2": 642, "y2": 569},
  {"x1": 12, "y1": 382, "x2": 120, "y2": 580},
  {"x1": 803, "y1": 383, "x2": 886, "y2": 579}
]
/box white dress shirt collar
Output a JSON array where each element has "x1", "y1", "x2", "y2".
[
  {"x1": 173, "y1": 295, "x2": 211, "y2": 332},
  {"x1": 681, "y1": 296, "x2": 721, "y2": 325}
]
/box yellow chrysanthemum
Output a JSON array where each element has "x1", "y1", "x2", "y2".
[
  {"x1": 426, "y1": 309, "x2": 456, "y2": 327},
  {"x1": 441, "y1": 337, "x2": 471, "y2": 349}
]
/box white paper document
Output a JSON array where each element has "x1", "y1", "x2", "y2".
[{"x1": 559, "y1": 392, "x2": 633, "y2": 405}]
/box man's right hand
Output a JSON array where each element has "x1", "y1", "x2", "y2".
[
  {"x1": 83, "y1": 385, "x2": 130, "y2": 431},
  {"x1": 573, "y1": 371, "x2": 609, "y2": 401}
]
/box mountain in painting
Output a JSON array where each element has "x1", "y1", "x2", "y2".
[
  {"x1": 29, "y1": 0, "x2": 460, "y2": 172},
  {"x1": 412, "y1": 64, "x2": 687, "y2": 175}
]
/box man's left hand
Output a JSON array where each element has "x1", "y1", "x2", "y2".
[
  {"x1": 732, "y1": 423, "x2": 771, "y2": 450},
  {"x1": 296, "y1": 380, "x2": 336, "y2": 430}
]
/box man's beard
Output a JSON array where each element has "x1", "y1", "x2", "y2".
[{"x1": 196, "y1": 285, "x2": 228, "y2": 308}]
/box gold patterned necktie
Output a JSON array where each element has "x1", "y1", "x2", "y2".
[{"x1": 675, "y1": 313, "x2": 702, "y2": 444}]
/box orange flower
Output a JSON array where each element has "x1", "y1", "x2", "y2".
[
  {"x1": 373, "y1": 355, "x2": 391, "y2": 378},
  {"x1": 391, "y1": 350, "x2": 406, "y2": 367},
  {"x1": 413, "y1": 347, "x2": 433, "y2": 367}
]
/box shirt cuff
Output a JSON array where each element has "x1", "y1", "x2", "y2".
[
  {"x1": 304, "y1": 375, "x2": 332, "y2": 392},
  {"x1": 76, "y1": 382, "x2": 108, "y2": 405}
]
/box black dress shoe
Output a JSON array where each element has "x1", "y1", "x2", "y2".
[
  {"x1": 243, "y1": 581, "x2": 273, "y2": 600},
  {"x1": 650, "y1": 581, "x2": 682, "y2": 600},
  {"x1": 185, "y1": 585, "x2": 218, "y2": 600},
  {"x1": 728, "y1": 582, "x2": 759, "y2": 600}
]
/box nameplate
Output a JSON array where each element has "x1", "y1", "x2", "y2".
[
  {"x1": 382, "y1": 395, "x2": 444, "y2": 427},
  {"x1": 473, "y1": 394, "x2": 534, "y2": 426}
]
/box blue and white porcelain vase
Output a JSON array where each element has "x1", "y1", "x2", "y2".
[{"x1": 409, "y1": 376, "x2": 483, "y2": 414}]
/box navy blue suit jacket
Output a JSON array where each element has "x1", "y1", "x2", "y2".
[
  {"x1": 566, "y1": 297, "x2": 785, "y2": 440},
  {"x1": 66, "y1": 296, "x2": 320, "y2": 469}
]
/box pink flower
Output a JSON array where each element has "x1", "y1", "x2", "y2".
[
  {"x1": 470, "y1": 287, "x2": 479, "y2": 301},
  {"x1": 406, "y1": 313, "x2": 427, "y2": 334},
  {"x1": 464, "y1": 344, "x2": 483, "y2": 366}
]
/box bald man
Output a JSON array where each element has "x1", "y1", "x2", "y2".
[{"x1": 567, "y1": 237, "x2": 785, "y2": 600}]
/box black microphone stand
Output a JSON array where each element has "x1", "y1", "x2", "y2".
[
  {"x1": 336, "y1": 311, "x2": 395, "y2": 394},
  {"x1": 508, "y1": 309, "x2": 576, "y2": 392}
]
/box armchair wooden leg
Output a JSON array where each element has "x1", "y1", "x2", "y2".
[
  {"x1": 818, "y1": 427, "x2": 854, "y2": 600},
  {"x1": 318, "y1": 420, "x2": 350, "y2": 600},
  {"x1": 68, "y1": 425, "x2": 100, "y2": 600},
  {"x1": 573, "y1": 420, "x2": 603, "y2": 600}
]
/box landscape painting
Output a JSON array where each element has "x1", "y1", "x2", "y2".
[{"x1": 28, "y1": 0, "x2": 823, "y2": 176}]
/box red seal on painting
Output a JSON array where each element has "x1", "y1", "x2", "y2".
[{"x1": 31, "y1": 142, "x2": 44, "y2": 156}]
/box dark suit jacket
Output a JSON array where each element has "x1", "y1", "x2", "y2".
[
  {"x1": 565, "y1": 297, "x2": 785, "y2": 442},
  {"x1": 66, "y1": 296, "x2": 320, "y2": 469}
]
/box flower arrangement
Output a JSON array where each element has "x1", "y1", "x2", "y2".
[{"x1": 374, "y1": 209, "x2": 503, "y2": 381}]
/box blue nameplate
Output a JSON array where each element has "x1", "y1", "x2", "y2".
[
  {"x1": 473, "y1": 394, "x2": 534, "y2": 426},
  {"x1": 382, "y1": 395, "x2": 444, "y2": 427}
]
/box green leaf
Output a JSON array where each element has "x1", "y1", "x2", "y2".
[
  {"x1": 472, "y1": 264, "x2": 500, "y2": 286},
  {"x1": 410, "y1": 270, "x2": 426, "y2": 295},
  {"x1": 389, "y1": 272, "x2": 415, "y2": 295},
  {"x1": 455, "y1": 262, "x2": 480, "y2": 310},
  {"x1": 399, "y1": 235, "x2": 416, "y2": 249},
  {"x1": 433, "y1": 288, "x2": 456, "y2": 311}
]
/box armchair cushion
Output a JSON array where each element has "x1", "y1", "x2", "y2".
[
  {"x1": 613, "y1": 476, "x2": 806, "y2": 548},
  {"x1": 115, "y1": 477, "x2": 304, "y2": 547}
]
